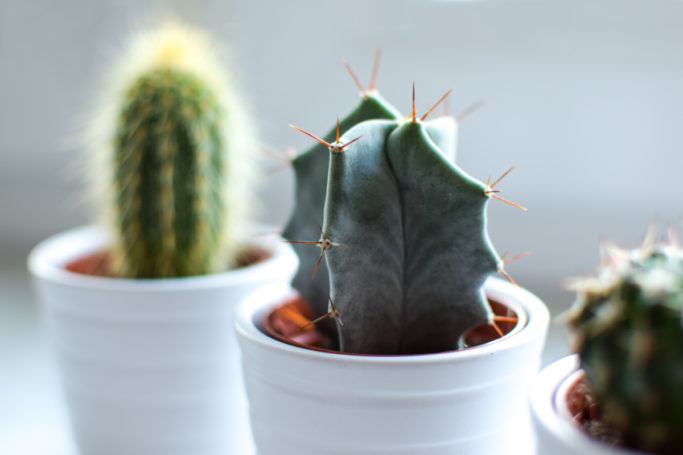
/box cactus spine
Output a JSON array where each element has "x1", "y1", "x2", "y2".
[
  {"x1": 98, "y1": 23, "x2": 253, "y2": 278},
  {"x1": 569, "y1": 239, "x2": 683, "y2": 454}
]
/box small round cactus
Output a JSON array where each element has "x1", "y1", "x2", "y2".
[
  {"x1": 569, "y1": 238, "x2": 683, "y2": 454},
  {"x1": 91, "y1": 22, "x2": 254, "y2": 278}
]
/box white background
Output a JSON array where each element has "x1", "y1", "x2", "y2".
[{"x1": 2, "y1": 0, "x2": 683, "y2": 453}]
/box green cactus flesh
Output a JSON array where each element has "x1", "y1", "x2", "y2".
[
  {"x1": 424, "y1": 115, "x2": 458, "y2": 163},
  {"x1": 283, "y1": 93, "x2": 401, "y2": 317},
  {"x1": 570, "y1": 245, "x2": 683, "y2": 453},
  {"x1": 113, "y1": 68, "x2": 225, "y2": 278},
  {"x1": 321, "y1": 119, "x2": 498, "y2": 354}
]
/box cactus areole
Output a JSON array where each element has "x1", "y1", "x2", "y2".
[{"x1": 283, "y1": 85, "x2": 522, "y2": 355}]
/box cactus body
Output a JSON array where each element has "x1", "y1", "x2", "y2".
[
  {"x1": 114, "y1": 68, "x2": 224, "y2": 277},
  {"x1": 323, "y1": 119, "x2": 497, "y2": 354},
  {"x1": 101, "y1": 24, "x2": 253, "y2": 278},
  {"x1": 283, "y1": 93, "x2": 401, "y2": 316},
  {"x1": 284, "y1": 94, "x2": 464, "y2": 323},
  {"x1": 570, "y1": 245, "x2": 683, "y2": 453}
]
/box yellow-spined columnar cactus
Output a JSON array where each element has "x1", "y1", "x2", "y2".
[{"x1": 91, "y1": 23, "x2": 254, "y2": 278}]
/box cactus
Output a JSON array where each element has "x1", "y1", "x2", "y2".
[
  {"x1": 286, "y1": 77, "x2": 522, "y2": 354},
  {"x1": 569, "y1": 238, "x2": 683, "y2": 454},
  {"x1": 96, "y1": 23, "x2": 254, "y2": 278}
]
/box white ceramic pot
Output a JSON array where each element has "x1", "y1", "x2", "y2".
[
  {"x1": 530, "y1": 355, "x2": 644, "y2": 455},
  {"x1": 28, "y1": 225, "x2": 298, "y2": 455},
  {"x1": 236, "y1": 277, "x2": 549, "y2": 455}
]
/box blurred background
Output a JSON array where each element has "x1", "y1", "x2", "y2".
[{"x1": 2, "y1": 0, "x2": 682, "y2": 453}]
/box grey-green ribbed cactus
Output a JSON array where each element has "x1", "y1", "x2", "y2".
[
  {"x1": 99, "y1": 23, "x2": 253, "y2": 278},
  {"x1": 284, "y1": 80, "x2": 513, "y2": 354},
  {"x1": 569, "y1": 240, "x2": 683, "y2": 454}
]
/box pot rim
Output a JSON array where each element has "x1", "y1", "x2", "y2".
[
  {"x1": 28, "y1": 224, "x2": 298, "y2": 292},
  {"x1": 530, "y1": 354, "x2": 643, "y2": 455},
  {"x1": 235, "y1": 277, "x2": 549, "y2": 365}
]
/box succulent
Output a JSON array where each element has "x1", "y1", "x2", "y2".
[
  {"x1": 569, "y1": 237, "x2": 683, "y2": 454},
  {"x1": 95, "y1": 23, "x2": 254, "y2": 278},
  {"x1": 285, "y1": 61, "x2": 523, "y2": 354}
]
